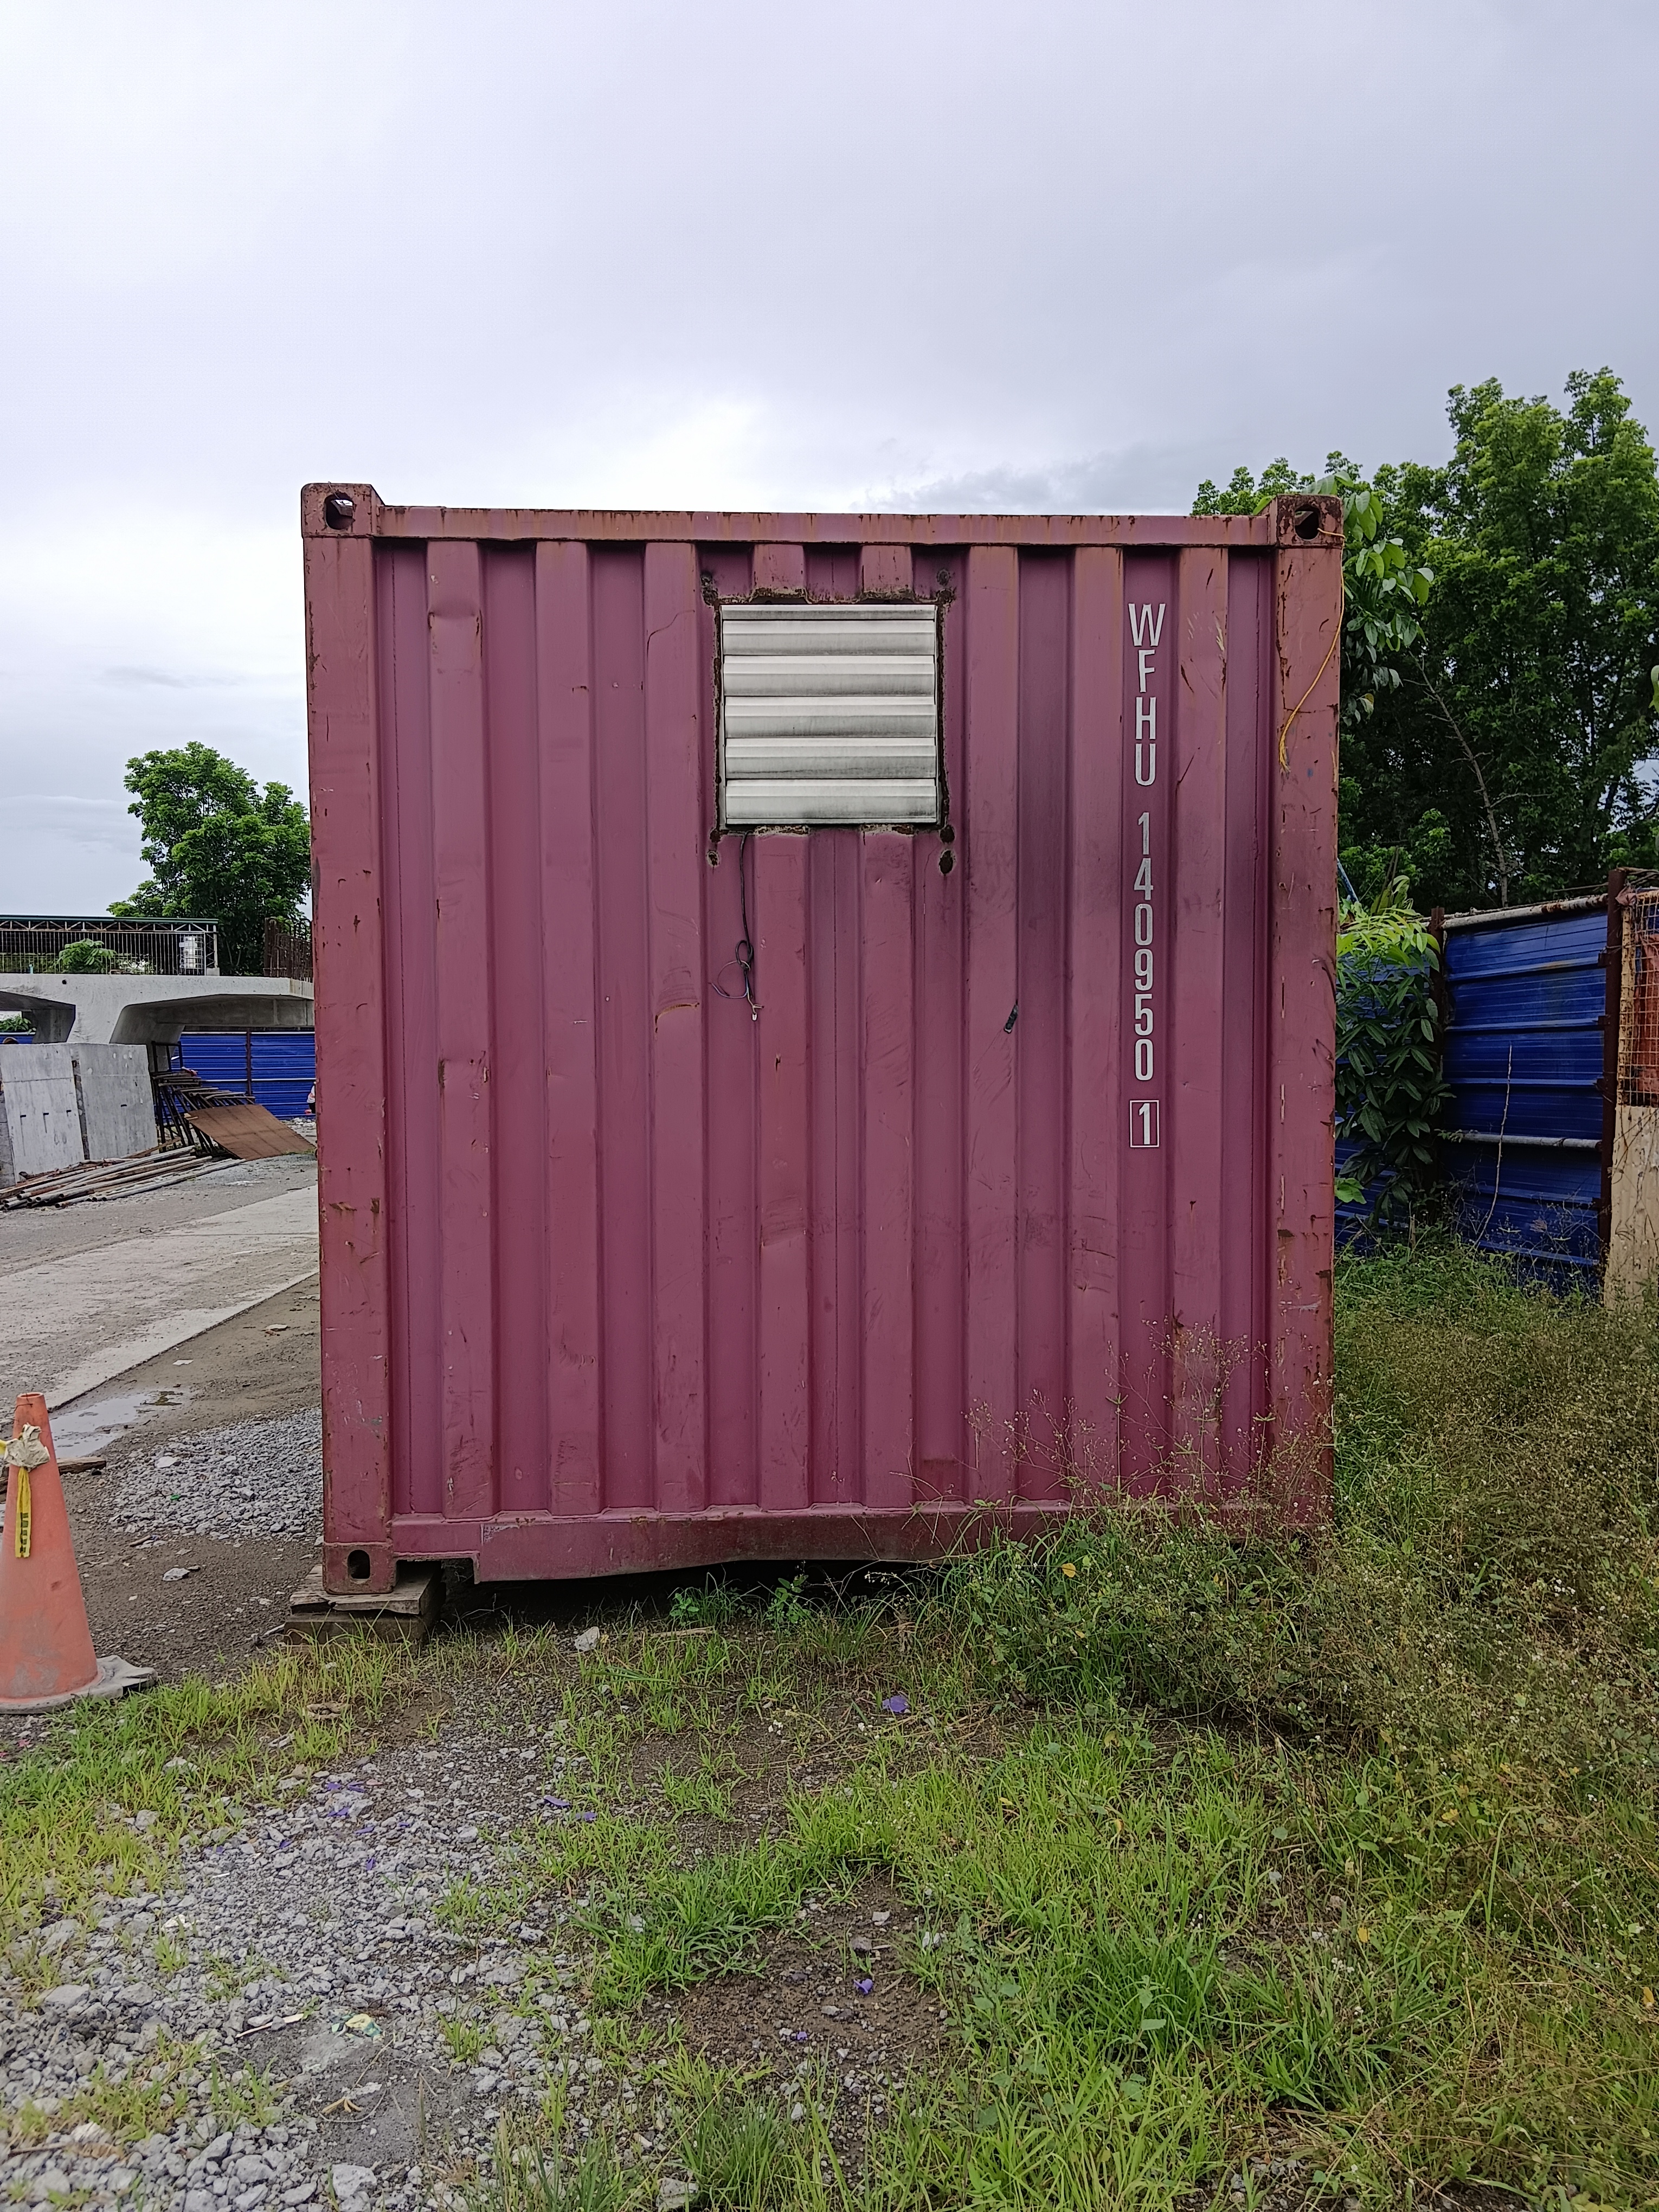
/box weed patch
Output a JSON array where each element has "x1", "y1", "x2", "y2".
[
  {"x1": 943, "y1": 1238, "x2": 1659, "y2": 1791},
  {"x1": 14, "y1": 1245, "x2": 1659, "y2": 2207},
  {"x1": 488, "y1": 1245, "x2": 1659, "y2": 2204},
  {"x1": 0, "y1": 1641, "x2": 432, "y2": 1923}
]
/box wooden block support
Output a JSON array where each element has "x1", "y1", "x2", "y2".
[{"x1": 285, "y1": 1562, "x2": 441, "y2": 1645}]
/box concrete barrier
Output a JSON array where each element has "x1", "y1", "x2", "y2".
[{"x1": 0, "y1": 1045, "x2": 158, "y2": 1179}]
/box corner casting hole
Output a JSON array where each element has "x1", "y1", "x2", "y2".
[
  {"x1": 1293, "y1": 503, "x2": 1322, "y2": 541},
  {"x1": 346, "y1": 1548, "x2": 372, "y2": 1581},
  {"x1": 939, "y1": 850, "x2": 954, "y2": 875},
  {"x1": 324, "y1": 493, "x2": 356, "y2": 530}
]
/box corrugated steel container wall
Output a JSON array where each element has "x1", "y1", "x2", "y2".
[
  {"x1": 176, "y1": 1031, "x2": 316, "y2": 1120},
  {"x1": 302, "y1": 487, "x2": 1342, "y2": 1594},
  {"x1": 1438, "y1": 903, "x2": 1609, "y2": 1280}
]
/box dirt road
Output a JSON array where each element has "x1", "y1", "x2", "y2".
[
  {"x1": 53, "y1": 1275, "x2": 324, "y2": 1683},
  {"x1": 1, "y1": 1153, "x2": 318, "y2": 1411}
]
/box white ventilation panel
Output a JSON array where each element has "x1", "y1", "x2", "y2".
[{"x1": 718, "y1": 602, "x2": 941, "y2": 827}]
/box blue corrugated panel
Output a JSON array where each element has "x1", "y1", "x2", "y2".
[
  {"x1": 1439, "y1": 908, "x2": 1605, "y2": 1281},
  {"x1": 176, "y1": 1031, "x2": 316, "y2": 1120}
]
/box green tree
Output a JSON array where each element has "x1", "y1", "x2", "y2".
[
  {"x1": 111, "y1": 742, "x2": 310, "y2": 975},
  {"x1": 1357, "y1": 370, "x2": 1659, "y2": 905},
  {"x1": 1197, "y1": 373, "x2": 1659, "y2": 910},
  {"x1": 1193, "y1": 454, "x2": 1433, "y2": 737}
]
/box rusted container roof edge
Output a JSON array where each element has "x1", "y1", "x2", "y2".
[
  {"x1": 1442, "y1": 893, "x2": 1609, "y2": 930},
  {"x1": 301, "y1": 483, "x2": 1327, "y2": 549}
]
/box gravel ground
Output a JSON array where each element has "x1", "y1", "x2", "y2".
[
  {"x1": 1, "y1": 1716, "x2": 682, "y2": 2211},
  {"x1": 0, "y1": 1669, "x2": 946, "y2": 2212},
  {"x1": 109, "y1": 1413, "x2": 323, "y2": 1543}
]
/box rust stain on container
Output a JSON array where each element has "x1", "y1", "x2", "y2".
[{"x1": 302, "y1": 488, "x2": 1341, "y2": 1594}]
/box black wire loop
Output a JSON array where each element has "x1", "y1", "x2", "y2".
[{"x1": 712, "y1": 830, "x2": 760, "y2": 1020}]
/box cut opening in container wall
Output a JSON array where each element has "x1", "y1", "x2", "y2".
[{"x1": 717, "y1": 599, "x2": 943, "y2": 829}]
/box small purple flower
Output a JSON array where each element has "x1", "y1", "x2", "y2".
[
  {"x1": 880, "y1": 1695, "x2": 909, "y2": 1717},
  {"x1": 793, "y1": 2030, "x2": 809, "y2": 2042},
  {"x1": 543, "y1": 1797, "x2": 571, "y2": 1811},
  {"x1": 575, "y1": 1809, "x2": 597, "y2": 1823},
  {"x1": 855, "y1": 1977, "x2": 873, "y2": 1995}
]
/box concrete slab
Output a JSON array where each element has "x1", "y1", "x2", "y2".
[
  {"x1": 0, "y1": 1049, "x2": 81, "y2": 1178},
  {"x1": 72, "y1": 1044, "x2": 155, "y2": 1160},
  {"x1": 0, "y1": 1044, "x2": 156, "y2": 1177},
  {"x1": 0, "y1": 1152, "x2": 313, "y2": 1271},
  {"x1": 0, "y1": 1184, "x2": 320, "y2": 1411}
]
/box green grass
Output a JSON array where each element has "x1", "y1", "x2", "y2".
[
  {"x1": 482, "y1": 2125, "x2": 633, "y2": 2212},
  {"x1": 0, "y1": 1621, "x2": 580, "y2": 1930},
  {"x1": 685, "y1": 2076, "x2": 799, "y2": 2209},
  {"x1": 8, "y1": 2029, "x2": 276, "y2": 2149},
  {"x1": 477, "y1": 1242, "x2": 1659, "y2": 2208},
  {"x1": 0, "y1": 1639, "x2": 427, "y2": 1924},
  {"x1": 658, "y1": 1765, "x2": 734, "y2": 1822},
  {"x1": 442, "y1": 2017, "x2": 487, "y2": 2067},
  {"x1": 10, "y1": 1239, "x2": 1659, "y2": 2207}
]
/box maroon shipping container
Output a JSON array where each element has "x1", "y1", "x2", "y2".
[{"x1": 301, "y1": 486, "x2": 1342, "y2": 1594}]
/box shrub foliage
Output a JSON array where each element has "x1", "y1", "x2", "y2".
[{"x1": 1334, "y1": 895, "x2": 1449, "y2": 1227}]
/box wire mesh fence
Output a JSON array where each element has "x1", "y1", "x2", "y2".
[
  {"x1": 1618, "y1": 886, "x2": 1659, "y2": 1106},
  {"x1": 0, "y1": 916, "x2": 219, "y2": 975}
]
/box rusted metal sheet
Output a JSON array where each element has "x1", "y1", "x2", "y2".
[
  {"x1": 183, "y1": 1102, "x2": 314, "y2": 1160},
  {"x1": 302, "y1": 489, "x2": 1342, "y2": 1594}
]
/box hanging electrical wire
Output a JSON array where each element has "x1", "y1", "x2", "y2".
[{"x1": 712, "y1": 829, "x2": 760, "y2": 1020}]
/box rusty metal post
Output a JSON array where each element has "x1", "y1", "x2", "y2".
[
  {"x1": 1429, "y1": 905, "x2": 1449, "y2": 1192},
  {"x1": 1428, "y1": 904, "x2": 1449, "y2": 1040}
]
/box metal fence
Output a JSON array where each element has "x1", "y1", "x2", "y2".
[
  {"x1": 1433, "y1": 897, "x2": 1608, "y2": 1284},
  {"x1": 1607, "y1": 886, "x2": 1659, "y2": 1295},
  {"x1": 174, "y1": 1030, "x2": 315, "y2": 1118},
  {"x1": 1618, "y1": 887, "x2": 1659, "y2": 1104},
  {"x1": 261, "y1": 917, "x2": 313, "y2": 981},
  {"x1": 0, "y1": 916, "x2": 219, "y2": 975}
]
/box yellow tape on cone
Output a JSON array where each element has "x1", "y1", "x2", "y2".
[{"x1": 5, "y1": 1425, "x2": 48, "y2": 1560}]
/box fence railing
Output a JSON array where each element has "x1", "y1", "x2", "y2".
[
  {"x1": 0, "y1": 916, "x2": 220, "y2": 975},
  {"x1": 262, "y1": 917, "x2": 313, "y2": 981}
]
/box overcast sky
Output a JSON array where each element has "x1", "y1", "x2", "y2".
[{"x1": 3, "y1": 0, "x2": 1656, "y2": 911}]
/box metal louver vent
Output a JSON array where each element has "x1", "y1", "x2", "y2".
[{"x1": 719, "y1": 602, "x2": 940, "y2": 827}]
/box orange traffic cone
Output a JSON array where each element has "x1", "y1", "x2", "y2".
[{"x1": 0, "y1": 1394, "x2": 152, "y2": 1710}]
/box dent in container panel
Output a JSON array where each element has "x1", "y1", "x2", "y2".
[{"x1": 302, "y1": 488, "x2": 1341, "y2": 1593}]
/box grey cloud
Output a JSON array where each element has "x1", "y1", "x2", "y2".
[
  {"x1": 872, "y1": 441, "x2": 1271, "y2": 518},
  {"x1": 4, "y1": 794, "x2": 139, "y2": 857},
  {"x1": 2, "y1": 0, "x2": 1656, "y2": 905},
  {"x1": 101, "y1": 666, "x2": 258, "y2": 690}
]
